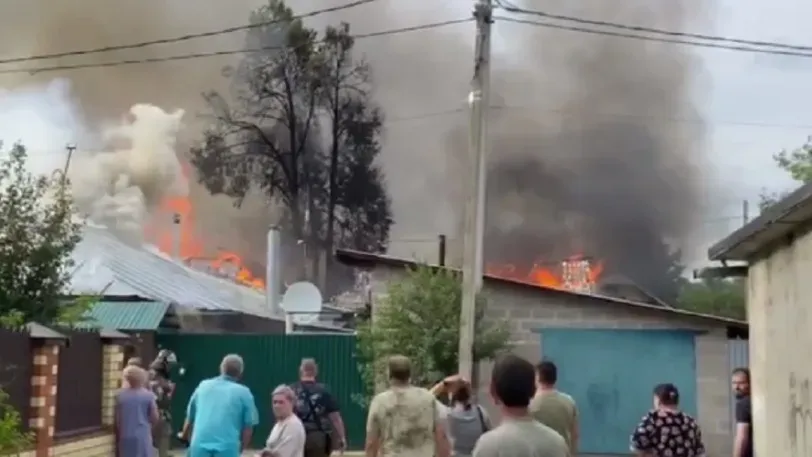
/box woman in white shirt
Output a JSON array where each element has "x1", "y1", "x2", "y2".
[{"x1": 260, "y1": 385, "x2": 306, "y2": 457}]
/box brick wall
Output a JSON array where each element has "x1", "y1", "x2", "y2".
[
  {"x1": 13, "y1": 337, "x2": 124, "y2": 457},
  {"x1": 364, "y1": 264, "x2": 735, "y2": 457}
]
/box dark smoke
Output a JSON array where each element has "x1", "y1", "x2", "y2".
[
  {"x1": 479, "y1": 0, "x2": 709, "y2": 299},
  {"x1": 0, "y1": 0, "x2": 711, "y2": 297}
]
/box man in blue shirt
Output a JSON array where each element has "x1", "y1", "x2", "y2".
[{"x1": 180, "y1": 354, "x2": 259, "y2": 457}]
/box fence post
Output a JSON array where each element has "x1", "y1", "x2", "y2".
[
  {"x1": 101, "y1": 332, "x2": 128, "y2": 426},
  {"x1": 28, "y1": 342, "x2": 60, "y2": 457}
]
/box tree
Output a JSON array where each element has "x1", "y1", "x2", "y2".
[
  {"x1": 0, "y1": 388, "x2": 30, "y2": 455},
  {"x1": 0, "y1": 144, "x2": 84, "y2": 324},
  {"x1": 355, "y1": 266, "x2": 511, "y2": 405},
  {"x1": 0, "y1": 143, "x2": 85, "y2": 455},
  {"x1": 760, "y1": 137, "x2": 812, "y2": 209},
  {"x1": 677, "y1": 278, "x2": 746, "y2": 320},
  {"x1": 190, "y1": 0, "x2": 392, "y2": 286}
]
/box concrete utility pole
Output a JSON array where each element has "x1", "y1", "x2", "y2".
[
  {"x1": 742, "y1": 199, "x2": 750, "y2": 226},
  {"x1": 459, "y1": 0, "x2": 493, "y2": 380}
]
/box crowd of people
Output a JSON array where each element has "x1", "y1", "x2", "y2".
[{"x1": 111, "y1": 351, "x2": 754, "y2": 457}]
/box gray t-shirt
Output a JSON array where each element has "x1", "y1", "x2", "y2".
[
  {"x1": 447, "y1": 404, "x2": 491, "y2": 455},
  {"x1": 473, "y1": 416, "x2": 569, "y2": 457}
]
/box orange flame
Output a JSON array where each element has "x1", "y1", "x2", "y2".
[
  {"x1": 487, "y1": 254, "x2": 604, "y2": 292},
  {"x1": 143, "y1": 162, "x2": 266, "y2": 290}
]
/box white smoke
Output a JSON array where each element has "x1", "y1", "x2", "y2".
[{"x1": 0, "y1": 79, "x2": 186, "y2": 244}]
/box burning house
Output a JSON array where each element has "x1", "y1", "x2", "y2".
[{"x1": 336, "y1": 248, "x2": 747, "y2": 456}]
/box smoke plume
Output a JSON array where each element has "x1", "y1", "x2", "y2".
[
  {"x1": 0, "y1": 0, "x2": 711, "y2": 296},
  {"x1": 0, "y1": 0, "x2": 273, "y2": 259},
  {"x1": 0, "y1": 79, "x2": 186, "y2": 244}
]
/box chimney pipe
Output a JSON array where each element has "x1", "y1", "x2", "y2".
[
  {"x1": 266, "y1": 226, "x2": 282, "y2": 314},
  {"x1": 438, "y1": 234, "x2": 447, "y2": 266},
  {"x1": 171, "y1": 213, "x2": 181, "y2": 259}
]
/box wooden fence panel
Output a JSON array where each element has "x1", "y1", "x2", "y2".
[
  {"x1": 54, "y1": 329, "x2": 103, "y2": 436},
  {"x1": 0, "y1": 328, "x2": 32, "y2": 432}
]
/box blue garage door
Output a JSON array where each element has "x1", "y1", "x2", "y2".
[{"x1": 541, "y1": 329, "x2": 697, "y2": 454}]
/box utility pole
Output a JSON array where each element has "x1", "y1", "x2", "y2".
[
  {"x1": 459, "y1": 0, "x2": 493, "y2": 381},
  {"x1": 62, "y1": 144, "x2": 76, "y2": 187},
  {"x1": 742, "y1": 199, "x2": 750, "y2": 226}
]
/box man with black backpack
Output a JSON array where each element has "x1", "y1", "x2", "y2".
[{"x1": 291, "y1": 358, "x2": 347, "y2": 457}]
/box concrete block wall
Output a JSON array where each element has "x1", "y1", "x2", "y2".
[
  {"x1": 101, "y1": 345, "x2": 124, "y2": 426},
  {"x1": 28, "y1": 344, "x2": 59, "y2": 457},
  {"x1": 475, "y1": 282, "x2": 733, "y2": 457},
  {"x1": 364, "y1": 264, "x2": 734, "y2": 457},
  {"x1": 50, "y1": 434, "x2": 113, "y2": 457}
]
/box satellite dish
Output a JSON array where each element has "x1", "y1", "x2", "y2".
[
  {"x1": 292, "y1": 313, "x2": 320, "y2": 325},
  {"x1": 281, "y1": 281, "x2": 323, "y2": 313}
]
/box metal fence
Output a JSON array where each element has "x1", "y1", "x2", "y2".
[
  {"x1": 54, "y1": 329, "x2": 103, "y2": 436},
  {"x1": 0, "y1": 328, "x2": 32, "y2": 432},
  {"x1": 157, "y1": 333, "x2": 367, "y2": 450}
]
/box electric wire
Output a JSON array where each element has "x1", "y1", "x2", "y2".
[
  {"x1": 496, "y1": 16, "x2": 812, "y2": 59},
  {"x1": 0, "y1": 0, "x2": 378, "y2": 65},
  {"x1": 494, "y1": 0, "x2": 812, "y2": 53},
  {"x1": 0, "y1": 19, "x2": 473, "y2": 75}
]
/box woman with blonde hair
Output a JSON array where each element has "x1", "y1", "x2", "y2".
[
  {"x1": 259, "y1": 385, "x2": 306, "y2": 457},
  {"x1": 115, "y1": 365, "x2": 159, "y2": 457}
]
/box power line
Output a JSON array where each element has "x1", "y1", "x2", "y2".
[
  {"x1": 0, "y1": 19, "x2": 472, "y2": 75},
  {"x1": 494, "y1": 0, "x2": 812, "y2": 53},
  {"x1": 496, "y1": 16, "x2": 812, "y2": 59},
  {"x1": 0, "y1": 0, "x2": 377, "y2": 66}
]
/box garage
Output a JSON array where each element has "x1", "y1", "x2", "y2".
[{"x1": 542, "y1": 328, "x2": 698, "y2": 454}]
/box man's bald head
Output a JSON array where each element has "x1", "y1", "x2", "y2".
[{"x1": 299, "y1": 358, "x2": 318, "y2": 379}]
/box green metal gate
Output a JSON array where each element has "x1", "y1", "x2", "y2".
[{"x1": 157, "y1": 333, "x2": 367, "y2": 450}]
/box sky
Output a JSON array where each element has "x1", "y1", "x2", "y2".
[{"x1": 685, "y1": 0, "x2": 812, "y2": 263}]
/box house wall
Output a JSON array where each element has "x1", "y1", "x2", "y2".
[
  {"x1": 365, "y1": 264, "x2": 734, "y2": 457},
  {"x1": 746, "y1": 227, "x2": 812, "y2": 457}
]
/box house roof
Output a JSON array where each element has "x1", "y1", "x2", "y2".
[
  {"x1": 81, "y1": 300, "x2": 170, "y2": 331},
  {"x1": 335, "y1": 248, "x2": 747, "y2": 329},
  {"x1": 69, "y1": 226, "x2": 348, "y2": 331},
  {"x1": 709, "y1": 182, "x2": 812, "y2": 261}
]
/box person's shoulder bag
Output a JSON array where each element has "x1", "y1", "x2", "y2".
[
  {"x1": 297, "y1": 382, "x2": 334, "y2": 454},
  {"x1": 475, "y1": 404, "x2": 489, "y2": 433}
]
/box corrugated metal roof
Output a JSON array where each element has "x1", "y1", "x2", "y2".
[
  {"x1": 68, "y1": 226, "x2": 347, "y2": 331},
  {"x1": 69, "y1": 226, "x2": 278, "y2": 319},
  {"x1": 83, "y1": 300, "x2": 170, "y2": 330}
]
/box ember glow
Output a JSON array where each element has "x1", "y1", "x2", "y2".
[
  {"x1": 144, "y1": 163, "x2": 266, "y2": 290},
  {"x1": 486, "y1": 255, "x2": 604, "y2": 293}
]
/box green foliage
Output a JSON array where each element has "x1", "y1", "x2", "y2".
[
  {"x1": 677, "y1": 278, "x2": 746, "y2": 320},
  {"x1": 0, "y1": 144, "x2": 83, "y2": 325},
  {"x1": 355, "y1": 266, "x2": 511, "y2": 405},
  {"x1": 760, "y1": 137, "x2": 812, "y2": 209},
  {"x1": 58, "y1": 294, "x2": 102, "y2": 327},
  {"x1": 0, "y1": 389, "x2": 32, "y2": 455}
]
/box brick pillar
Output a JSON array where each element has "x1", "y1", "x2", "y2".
[
  {"x1": 29, "y1": 343, "x2": 59, "y2": 457},
  {"x1": 101, "y1": 344, "x2": 124, "y2": 426}
]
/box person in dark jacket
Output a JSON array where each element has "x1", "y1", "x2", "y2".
[{"x1": 290, "y1": 358, "x2": 346, "y2": 457}]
